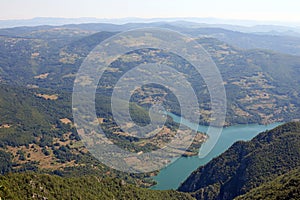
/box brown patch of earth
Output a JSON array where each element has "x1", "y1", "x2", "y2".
[{"x1": 36, "y1": 93, "x2": 58, "y2": 100}]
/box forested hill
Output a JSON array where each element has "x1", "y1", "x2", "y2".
[
  {"x1": 178, "y1": 122, "x2": 300, "y2": 200},
  {"x1": 0, "y1": 173, "x2": 194, "y2": 200},
  {"x1": 1, "y1": 82, "x2": 201, "y2": 187},
  {"x1": 235, "y1": 167, "x2": 300, "y2": 200}
]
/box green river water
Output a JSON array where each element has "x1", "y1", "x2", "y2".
[{"x1": 151, "y1": 113, "x2": 282, "y2": 190}]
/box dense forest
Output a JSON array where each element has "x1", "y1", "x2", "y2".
[
  {"x1": 235, "y1": 167, "x2": 300, "y2": 200},
  {"x1": 0, "y1": 173, "x2": 194, "y2": 200}
]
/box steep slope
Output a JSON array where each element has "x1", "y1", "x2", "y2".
[
  {"x1": 178, "y1": 122, "x2": 300, "y2": 200},
  {"x1": 235, "y1": 167, "x2": 300, "y2": 200},
  {"x1": 0, "y1": 173, "x2": 194, "y2": 200}
]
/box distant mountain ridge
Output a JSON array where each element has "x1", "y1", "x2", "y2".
[
  {"x1": 1, "y1": 17, "x2": 300, "y2": 30},
  {"x1": 1, "y1": 21, "x2": 300, "y2": 56}
]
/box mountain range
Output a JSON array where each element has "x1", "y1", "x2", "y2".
[
  {"x1": 1, "y1": 24, "x2": 300, "y2": 125},
  {"x1": 0, "y1": 21, "x2": 300, "y2": 199}
]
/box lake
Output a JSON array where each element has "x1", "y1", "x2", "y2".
[{"x1": 151, "y1": 113, "x2": 283, "y2": 190}]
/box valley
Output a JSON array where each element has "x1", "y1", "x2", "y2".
[{"x1": 0, "y1": 19, "x2": 299, "y2": 200}]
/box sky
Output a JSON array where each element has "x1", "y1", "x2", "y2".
[{"x1": 1, "y1": 0, "x2": 300, "y2": 23}]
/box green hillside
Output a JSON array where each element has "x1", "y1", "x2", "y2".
[
  {"x1": 0, "y1": 173, "x2": 194, "y2": 200},
  {"x1": 178, "y1": 122, "x2": 300, "y2": 200},
  {"x1": 0, "y1": 82, "x2": 205, "y2": 188},
  {"x1": 235, "y1": 167, "x2": 300, "y2": 200},
  {"x1": 0, "y1": 84, "x2": 162, "y2": 186}
]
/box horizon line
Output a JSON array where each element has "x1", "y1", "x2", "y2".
[{"x1": 0, "y1": 16, "x2": 299, "y2": 28}]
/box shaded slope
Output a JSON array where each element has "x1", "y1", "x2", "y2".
[{"x1": 235, "y1": 168, "x2": 300, "y2": 200}]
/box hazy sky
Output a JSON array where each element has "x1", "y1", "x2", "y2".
[{"x1": 1, "y1": 0, "x2": 300, "y2": 22}]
